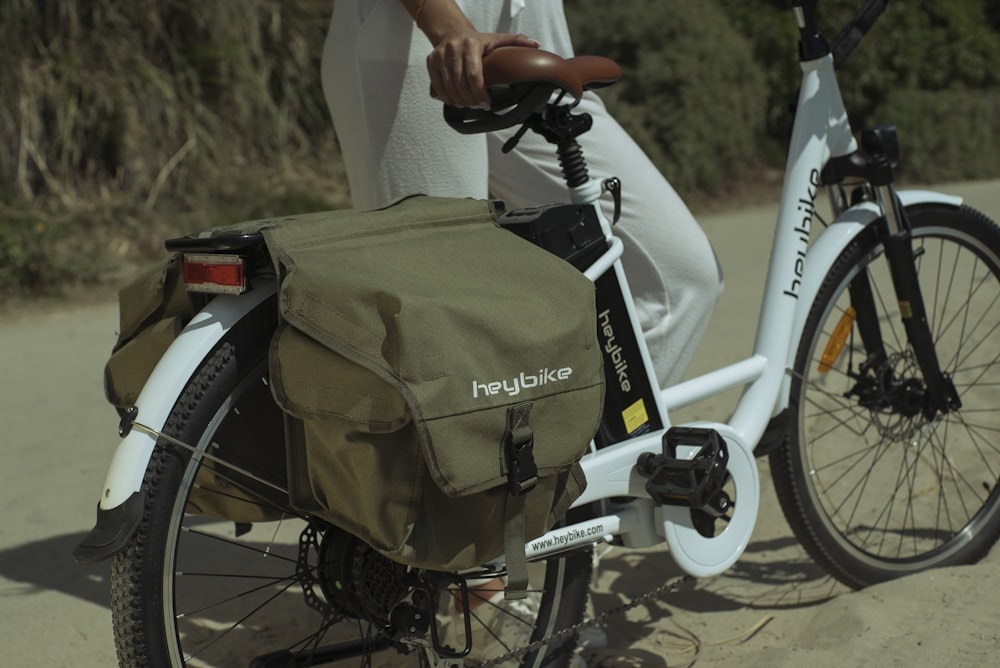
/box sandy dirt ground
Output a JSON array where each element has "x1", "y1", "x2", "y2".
[{"x1": 1, "y1": 180, "x2": 998, "y2": 667}]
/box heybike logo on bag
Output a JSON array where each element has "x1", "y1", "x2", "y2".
[{"x1": 472, "y1": 367, "x2": 574, "y2": 398}]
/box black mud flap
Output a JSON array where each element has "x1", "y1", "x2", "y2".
[{"x1": 73, "y1": 491, "x2": 144, "y2": 563}]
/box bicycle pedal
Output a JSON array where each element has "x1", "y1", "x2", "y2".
[{"x1": 636, "y1": 427, "x2": 729, "y2": 509}]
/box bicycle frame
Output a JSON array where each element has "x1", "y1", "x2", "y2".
[
  {"x1": 522, "y1": 49, "x2": 962, "y2": 575},
  {"x1": 79, "y1": 4, "x2": 966, "y2": 581}
]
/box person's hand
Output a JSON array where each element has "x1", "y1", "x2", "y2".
[{"x1": 427, "y1": 29, "x2": 538, "y2": 109}]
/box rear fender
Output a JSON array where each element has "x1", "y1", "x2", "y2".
[{"x1": 74, "y1": 278, "x2": 277, "y2": 562}]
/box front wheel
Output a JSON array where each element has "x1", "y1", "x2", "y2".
[
  {"x1": 109, "y1": 296, "x2": 590, "y2": 666},
  {"x1": 771, "y1": 203, "x2": 1000, "y2": 589}
]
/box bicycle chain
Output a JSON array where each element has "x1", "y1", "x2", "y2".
[{"x1": 470, "y1": 574, "x2": 696, "y2": 667}]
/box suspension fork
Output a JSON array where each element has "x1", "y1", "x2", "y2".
[
  {"x1": 869, "y1": 186, "x2": 961, "y2": 417},
  {"x1": 824, "y1": 125, "x2": 961, "y2": 418},
  {"x1": 843, "y1": 188, "x2": 962, "y2": 418}
]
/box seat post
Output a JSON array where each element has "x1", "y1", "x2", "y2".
[
  {"x1": 556, "y1": 138, "x2": 589, "y2": 188},
  {"x1": 530, "y1": 105, "x2": 595, "y2": 190}
]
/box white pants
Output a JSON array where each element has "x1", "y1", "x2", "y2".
[{"x1": 321, "y1": 0, "x2": 722, "y2": 387}]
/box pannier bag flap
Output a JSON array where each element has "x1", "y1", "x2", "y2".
[{"x1": 262, "y1": 196, "x2": 604, "y2": 498}]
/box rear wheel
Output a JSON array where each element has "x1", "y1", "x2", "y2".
[
  {"x1": 109, "y1": 296, "x2": 590, "y2": 666},
  {"x1": 772, "y1": 204, "x2": 1000, "y2": 589}
]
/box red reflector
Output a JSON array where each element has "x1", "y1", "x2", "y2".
[{"x1": 182, "y1": 254, "x2": 247, "y2": 294}]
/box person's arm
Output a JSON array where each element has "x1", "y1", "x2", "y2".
[{"x1": 398, "y1": 0, "x2": 538, "y2": 108}]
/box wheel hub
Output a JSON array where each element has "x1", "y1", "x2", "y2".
[{"x1": 848, "y1": 351, "x2": 931, "y2": 440}]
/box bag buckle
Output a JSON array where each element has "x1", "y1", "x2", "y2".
[
  {"x1": 507, "y1": 436, "x2": 538, "y2": 496},
  {"x1": 504, "y1": 402, "x2": 538, "y2": 496}
]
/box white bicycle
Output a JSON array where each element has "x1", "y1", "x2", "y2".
[{"x1": 76, "y1": 1, "x2": 1000, "y2": 666}]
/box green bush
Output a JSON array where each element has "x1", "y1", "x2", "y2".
[
  {"x1": 2, "y1": 0, "x2": 999, "y2": 296},
  {"x1": 831, "y1": 0, "x2": 1000, "y2": 140},
  {"x1": 719, "y1": 0, "x2": 1000, "y2": 178},
  {"x1": 713, "y1": 1, "x2": 802, "y2": 157},
  {"x1": 567, "y1": 0, "x2": 768, "y2": 195},
  {"x1": 874, "y1": 88, "x2": 1000, "y2": 182},
  {"x1": 0, "y1": 215, "x2": 90, "y2": 296},
  {"x1": 0, "y1": 0, "x2": 347, "y2": 295}
]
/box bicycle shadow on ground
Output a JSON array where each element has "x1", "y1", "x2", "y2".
[
  {"x1": 583, "y1": 529, "x2": 847, "y2": 667},
  {"x1": 0, "y1": 532, "x2": 111, "y2": 608},
  {"x1": 0, "y1": 529, "x2": 369, "y2": 667},
  {"x1": 588, "y1": 532, "x2": 843, "y2": 613}
]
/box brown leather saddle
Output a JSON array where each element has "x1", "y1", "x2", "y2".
[
  {"x1": 483, "y1": 46, "x2": 621, "y2": 98},
  {"x1": 444, "y1": 46, "x2": 622, "y2": 134}
]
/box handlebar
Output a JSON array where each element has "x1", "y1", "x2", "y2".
[{"x1": 794, "y1": 0, "x2": 890, "y2": 65}]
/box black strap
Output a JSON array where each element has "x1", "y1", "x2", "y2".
[
  {"x1": 504, "y1": 403, "x2": 538, "y2": 496},
  {"x1": 502, "y1": 402, "x2": 536, "y2": 599}
]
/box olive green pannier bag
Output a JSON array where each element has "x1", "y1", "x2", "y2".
[
  {"x1": 104, "y1": 195, "x2": 604, "y2": 593},
  {"x1": 263, "y1": 196, "x2": 604, "y2": 594},
  {"x1": 104, "y1": 255, "x2": 195, "y2": 411}
]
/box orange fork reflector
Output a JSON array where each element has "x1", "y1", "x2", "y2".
[
  {"x1": 818, "y1": 306, "x2": 856, "y2": 373},
  {"x1": 182, "y1": 253, "x2": 247, "y2": 294}
]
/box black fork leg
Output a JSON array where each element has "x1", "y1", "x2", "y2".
[
  {"x1": 873, "y1": 190, "x2": 962, "y2": 417},
  {"x1": 848, "y1": 268, "x2": 886, "y2": 369}
]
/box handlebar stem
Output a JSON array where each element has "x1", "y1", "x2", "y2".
[
  {"x1": 792, "y1": 1, "x2": 817, "y2": 30},
  {"x1": 793, "y1": 1, "x2": 831, "y2": 62}
]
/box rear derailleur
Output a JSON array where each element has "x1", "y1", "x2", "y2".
[{"x1": 391, "y1": 572, "x2": 474, "y2": 664}]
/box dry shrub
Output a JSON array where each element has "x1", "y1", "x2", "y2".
[{"x1": 1, "y1": 0, "x2": 348, "y2": 294}]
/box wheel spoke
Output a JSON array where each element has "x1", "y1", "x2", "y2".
[
  {"x1": 181, "y1": 525, "x2": 303, "y2": 566},
  {"x1": 183, "y1": 579, "x2": 300, "y2": 662},
  {"x1": 191, "y1": 460, "x2": 305, "y2": 520},
  {"x1": 175, "y1": 572, "x2": 301, "y2": 619}
]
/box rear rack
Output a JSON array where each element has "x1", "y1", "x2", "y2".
[{"x1": 165, "y1": 232, "x2": 264, "y2": 254}]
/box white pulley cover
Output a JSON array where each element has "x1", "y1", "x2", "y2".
[{"x1": 658, "y1": 426, "x2": 760, "y2": 577}]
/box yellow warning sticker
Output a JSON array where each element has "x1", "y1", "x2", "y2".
[{"x1": 622, "y1": 398, "x2": 649, "y2": 435}]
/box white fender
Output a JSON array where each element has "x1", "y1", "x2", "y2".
[
  {"x1": 776, "y1": 189, "x2": 964, "y2": 410},
  {"x1": 98, "y1": 278, "x2": 277, "y2": 510}
]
